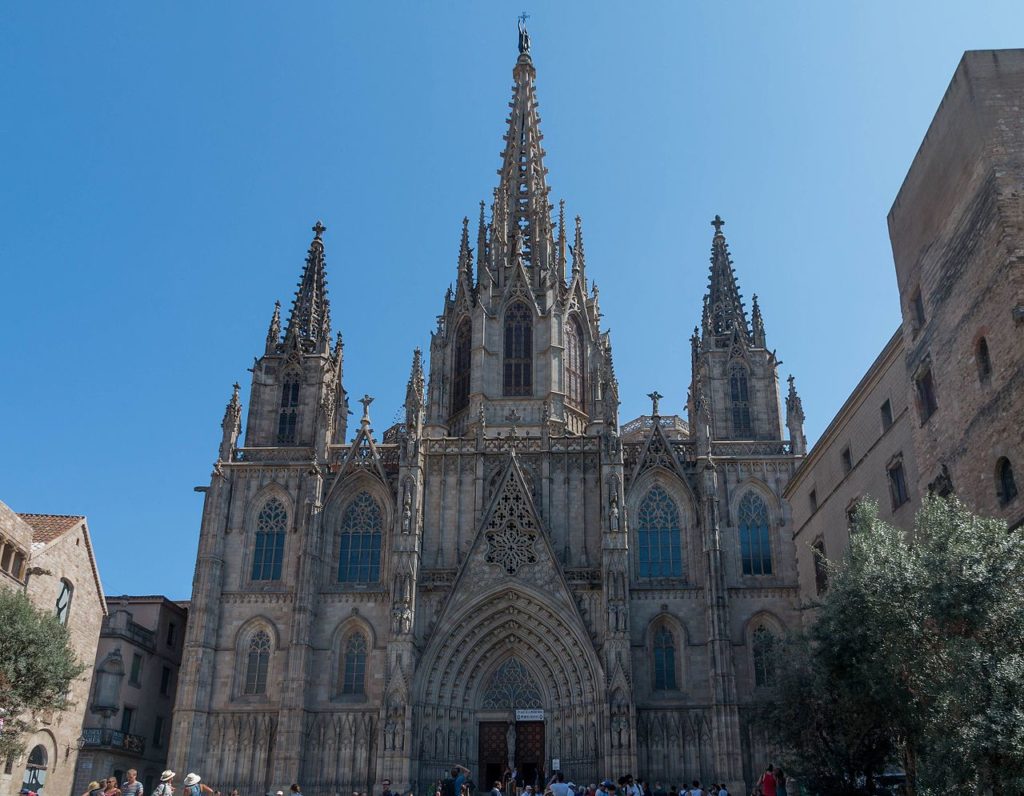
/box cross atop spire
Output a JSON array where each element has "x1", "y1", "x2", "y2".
[
  {"x1": 711, "y1": 214, "x2": 725, "y2": 235},
  {"x1": 517, "y1": 13, "x2": 531, "y2": 55},
  {"x1": 359, "y1": 394, "x2": 374, "y2": 425},
  {"x1": 284, "y1": 221, "x2": 332, "y2": 352},
  {"x1": 703, "y1": 214, "x2": 749, "y2": 343}
]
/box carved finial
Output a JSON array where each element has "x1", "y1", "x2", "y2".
[
  {"x1": 359, "y1": 394, "x2": 374, "y2": 425},
  {"x1": 517, "y1": 12, "x2": 531, "y2": 55},
  {"x1": 505, "y1": 408, "x2": 522, "y2": 438},
  {"x1": 312, "y1": 219, "x2": 327, "y2": 239},
  {"x1": 711, "y1": 215, "x2": 725, "y2": 235},
  {"x1": 647, "y1": 390, "x2": 663, "y2": 417}
]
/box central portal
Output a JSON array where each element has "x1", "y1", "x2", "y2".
[{"x1": 477, "y1": 721, "x2": 546, "y2": 791}]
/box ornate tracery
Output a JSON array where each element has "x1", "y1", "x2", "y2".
[
  {"x1": 338, "y1": 491, "x2": 383, "y2": 583},
  {"x1": 738, "y1": 492, "x2": 772, "y2": 575},
  {"x1": 503, "y1": 302, "x2": 533, "y2": 396},
  {"x1": 480, "y1": 658, "x2": 543, "y2": 709},
  {"x1": 252, "y1": 497, "x2": 287, "y2": 581},
  {"x1": 636, "y1": 485, "x2": 683, "y2": 578}
]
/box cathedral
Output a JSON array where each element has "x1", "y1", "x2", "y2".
[{"x1": 169, "y1": 23, "x2": 808, "y2": 796}]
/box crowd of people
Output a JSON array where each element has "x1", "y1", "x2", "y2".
[{"x1": 76, "y1": 771, "x2": 307, "y2": 796}]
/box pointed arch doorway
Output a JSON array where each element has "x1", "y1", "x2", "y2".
[{"x1": 477, "y1": 658, "x2": 546, "y2": 790}]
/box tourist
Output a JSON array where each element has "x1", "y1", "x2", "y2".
[
  {"x1": 382, "y1": 780, "x2": 394, "y2": 796},
  {"x1": 81, "y1": 782, "x2": 103, "y2": 796},
  {"x1": 291, "y1": 786, "x2": 302, "y2": 796},
  {"x1": 651, "y1": 782, "x2": 666, "y2": 796},
  {"x1": 182, "y1": 773, "x2": 215, "y2": 796},
  {"x1": 121, "y1": 769, "x2": 143, "y2": 796},
  {"x1": 716, "y1": 782, "x2": 728, "y2": 796},
  {"x1": 153, "y1": 772, "x2": 175, "y2": 796},
  {"x1": 548, "y1": 772, "x2": 572, "y2": 796},
  {"x1": 773, "y1": 770, "x2": 785, "y2": 796},
  {"x1": 756, "y1": 766, "x2": 776, "y2": 796},
  {"x1": 491, "y1": 780, "x2": 504, "y2": 796},
  {"x1": 104, "y1": 776, "x2": 122, "y2": 796}
]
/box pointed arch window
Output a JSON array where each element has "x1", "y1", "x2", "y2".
[
  {"x1": 565, "y1": 316, "x2": 585, "y2": 409},
  {"x1": 738, "y1": 493, "x2": 773, "y2": 575},
  {"x1": 503, "y1": 302, "x2": 533, "y2": 396},
  {"x1": 976, "y1": 337, "x2": 992, "y2": 383},
  {"x1": 637, "y1": 486, "x2": 683, "y2": 578},
  {"x1": 752, "y1": 625, "x2": 777, "y2": 687},
  {"x1": 341, "y1": 633, "x2": 367, "y2": 695},
  {"x1": 996, "y1": 457, "x2": 1018, "y2": 506},
  {"x1": 338, "y1": 492, "x2": 383, "y2": 583},
  {"x1": 56, "y1": 579, "x2": 73, "y2": 626},
  {"x1": 22, "y1": 744, "x2": 47, "y2": 794},
  {"x1": 730, "y1": 368, "x2": 752, "y2": 438},
  {"x1": 277, "y1": 371, "x2": 301, "y2": 444},
  {"x1": 452, "y1": 318, "x2": 472, "y2": 414},
  {"x1": 812, "y1": 538, "x2": 828, "y2": 596},
  {"x1": 244, "y1": 629, "x2": 271, "y2": 695},
  {"x1": 252, "y1": 497, "x2": 287, "y2": 581},
  {"x1": 653, "y1": 626, "x2": 677, "y2": 690}
]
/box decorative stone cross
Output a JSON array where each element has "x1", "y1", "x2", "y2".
[
  {"x1": 504, "y1": 408, "x2": 522, "y2": 441},
  {"x1": 647, "y1": 390, "x2": 663, "y2": 417},
  {"x1": 518, "y1": 11, "x2": 530, "y2": 25},
  {"x1": 711, "y1": 215, "x2": 725, "y2": 235},
  {"x1": 359, "y1": 394, "x2": 374, "y2": 423},
  {"x1": 312, "y1": 220, "x2": 327, "y2": 238}
]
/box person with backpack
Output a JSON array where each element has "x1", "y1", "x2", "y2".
[
  {"x1": 182, "y1": 774, "x2": 215, "y2": 796},
  {"x1": 152, "y1": 772, "x2": 175, "y2": 796}
]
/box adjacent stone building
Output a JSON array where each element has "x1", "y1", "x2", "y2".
[
  {"x1": 785, "y1": 331, "x2": 919, "y2": 606},
  {"x1": 0, "y1": 504, "x2": 106, "y2": 796},
  {"x1": 73, "y1": 596, "x2": 188, "y2": 796},
  {"x1": 888, "y1": 49, "x2": 1023, "y2": 529},
  {"x1": 169, "y1": 27, "x2": 808, "y2": 796}
]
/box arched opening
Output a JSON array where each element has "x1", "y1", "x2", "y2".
[
  {"x1": 730, "y1": 367, "x2": 752, "y2": 438},
  {"x1": 503, "y1": 302, "x2": 533, "y2": 396},
  {"x1": 565, "y1": 315, "x2": 585, "y2": 409},
  {"x1": 56, "y1": 579, "x2": 73, "y2": 625},
  {"x1": 636, "y1": 485, "x2": 683, "y2": 578},
  {"x1": 738, "y1": 492, "x2": 773, "y2": 575},
  {"x1": 337, "y1": 492, "x2": 383, "y2": 583},
  {"x1": 996, "y1": 457, "x2": 1018, "y2": 506},
  {"x1": 252, "y1": 497, "x2": 287, "y2": 581},
  {"x1": 752, "y1": 625, "x2": 777, "y2": 687},
  {"x1": 244, "y1": 629, "x2": 271, "y2": 695},
  {"x1": 652, "y1": 626, "x2": 677, "y2": 690},
  {"x1": 277, "y1": 370, "x2": 301, "y2": 444},
  {"x1": 976, "y1": 336, "x2": 992, "y2": 382},
  {"x1": 22, "y1": 744, "x2": 48, "y2": 795},
  {"x1": 452, "y1": 318, "x2": 472, "y2": 415},
  {"x1": 340, "y1": 633, "x2": 367, "y2": 695}
]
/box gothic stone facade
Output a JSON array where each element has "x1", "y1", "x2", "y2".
[{"x1": 169, "y1": 33, "x2": 807, "y2": 796}]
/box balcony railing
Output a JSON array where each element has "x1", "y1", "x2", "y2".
[
  {"x1": 101, "y1": 615, "x2": 156, "y2": 651},
  {"x1": 80, "y1": 727, "x2": 146, "y2": 755}
]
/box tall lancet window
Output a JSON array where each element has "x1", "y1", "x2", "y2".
[
  {"x1": 341, "y1": 633, "x2": 367, "y2": 695},
  {"x1": 730, "y1": 367, "x2": 752, "y2": 438},
  {"x1": 752, "y1": 625, "x2": 777, "y2": 687},
  {"x1": 244, "y1": 629, "x2": 271, "y2": 695},
  {"x1": 277, "y1": 371, "x2": 301, "y2": 444},
  {"x1": 637, "y1": 486, "x2": 683, "y2": 578},
  {"x1": 452, "y1": 318, "x2": 471, "y2": 415},
  {"x1": 338, "y1": 492, "x2": 383, "y2": 583},
  {"x1": 653, "y1": 626, "x2": 677, "y2": 690},
  {"x1": 738, "y1": 492, "x2": 773, "y2": 575},
  {"x1": 565, "y1": 316, "x2": 585, "y2": 409},
  {"x1": 503, "y1": 302, "x2": 533, "y2": 396},
  {"x1": 252, "y1": 497, "x2": 287, "y2": 581}
]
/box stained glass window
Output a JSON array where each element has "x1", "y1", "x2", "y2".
[
  {"x1": 730, "y1": 368, "x2": 751, "y2": 437},
  {"x1": 503, "y1": 302, "x2": 533, "y2": 396},
  {"x1": 738, "y1": 493, "x2": 772, "y2": 575},
  {"x1": 481, "y1": 658, "x2": 543, "y2": 709},
  {"x1": 338, "y1": 492, "x2": 382, "y2": 583},
  {"x1": 565, "y1": 316, "x2": 584, "y2": 409},
  {"x1": 752, "y1": 625, "x2": 776, "y2": 687},
  {"x1": 341, "y1": 633, "x2": 367, "y2": 695},
  {"x1": 244, "y1": 630, "x2": 271, "y2": 695},
  {"x1": 252, "y1": 497, "x2": 287, "y2": 581},
  {"x1": 277, "y1": 371, "x2": 300, "y2": 444},
  {"x1": 452, "y1": 318, "x2": 472, "y2": 414},
  {"x1": 653, "y1": 626, "x2": 677, "y2": 690},
  {"x1": 637, "y1": 486, "x2": 683, "y2": 578}
]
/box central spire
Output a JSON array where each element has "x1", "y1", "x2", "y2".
[
  {"x1": 284, "y1": 220, "x2": 332, "y2": 353},
  {"x1": 493, "y1": 17, "x2": 553, "y2": 274},
  {"x1": 703, "y1": 215, "x2": 750, "y2": 343}
]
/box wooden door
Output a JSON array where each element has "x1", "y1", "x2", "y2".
[{"x1": 515, "y1": 721, "x2": 545, "y2": 789}]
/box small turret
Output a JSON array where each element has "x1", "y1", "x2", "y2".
[
  {"x1": 405, "y1": 348, "x2": 425, "y2": 433},
  {"x1": 571, "y1": 215, "x2": 586, "y2": 283},
  {"x1": 751, "y1": 294, "x2": 766, "y2": 348},
  {"x1": 786, "y1": 374, "x2": 807, "y2": 455},
  {"x1": 219, "y1": 383, "x2": 242, "y2": 462},
  {"x1": 265, "y1": 300, "x2": 281, "y2": 354}
]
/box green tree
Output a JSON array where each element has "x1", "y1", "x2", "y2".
[
  {"x1": 0, "y1": 589, "x2": 87, "y2": 760},
  {"x1": 766, "y1": 496, "x2": 1024, "y2": 795}
]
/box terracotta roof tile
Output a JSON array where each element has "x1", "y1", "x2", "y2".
[{"x1": 18, "y1": 513, "x2": 85, "y2": 543}]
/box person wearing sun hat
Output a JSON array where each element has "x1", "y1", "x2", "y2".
[
  {"x1": 153, "y1": 771, "x2": 176, "y2": 796},
  {"x1": 182, "y1": 774, "x2": 216, "y2": 796}
]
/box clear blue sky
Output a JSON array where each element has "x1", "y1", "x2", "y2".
[{"x1": 3, "y1": 2, "x2": 1021, "y2": 600}]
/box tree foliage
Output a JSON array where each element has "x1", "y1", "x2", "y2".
[
  {"x1": 765, "y1": 496, "x2": 1024, "y2": 795},
  {"x1": 0, "y1": 589, "x2": 87, "y2": 760}
]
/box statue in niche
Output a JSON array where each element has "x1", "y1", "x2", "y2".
[
  {"x1": 608, "y1": 492, "x2": 620, "y2": 531},
  {"x1": 401, "y1": 486, "x2": 413, "y2": 533},
  {"x1": 506, "y1": 721, "x2": 516, "y2": 768}
]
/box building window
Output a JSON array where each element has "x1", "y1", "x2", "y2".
[
  {"x1": 652, "y1": 626, "x2": 677, "y2": 691},
  {"x1": 152, "y1": 716, "x2": 164, "y2": 748},
  {"x1": 915, "y1": 363, "x2": 938, "y2": 422},
  {"x1": 565, "y1": 316, "x2": 585, "y2": 409},
  {"x1": 252, "y1": 497, "x2": 287, "y2": 581},
  {"x1": 22, "y1": 745, "x2": 47, "y2": 795},
  {"x1": 121, "y1": 706, "x2": 134, "y2": 734},
  {"x1": 996, "y1": 458, "x2": 1018, "y2": 506},
  {"x1": 636, "y1": 486, "x2": 683, "y2": 578},
  {"x1": 910, "y1": 287, "x2": 926, "y2": 330},
  {"x1": 129, "y1": 653, "x2": 143, "y2": 687},
  {"x1": 730, "y1": 368, "x2": 752, "y2": 438},
  {"x1": 338, "y1": 492, "x2": 383, "y2": 583},
  {"x1": 244, "y1": 630, "x2": 271, "y2": 696},
  {"x1": 160, "y1": 666, "x2": 171, "y2": 696},
  {"x1": 809, "y1": 489, "x2": 818, "y2": 513},
  {"x1": 846, "y1": 501, "x2": 860, "y2": 532},
  {"x1": 888, "y1": 457, "x2": 910, "y2": 509},
  {"x1": 277, "y1": 371, "x2": 301, "y2": 444},
  {"x1": 341, "y1": 633, "x2": 367, "y2": 695},
  {"x1": 55, "y1": 579, "x2": 72, "y2": 626},
  {"x1": 503, "y1": 301, "x2": 533, "y2": 396},
  {"x1": 738, "y1": 493, "x2": 773, "y2": 575},
  {"x1": 0, "y1": 543, "x2": 11, "y2": 573},
  {"x1": 10, "y1": 551, "x2": 24, "y2": 581},
  {"x1": 880, "y1": 399, "x2": 893, "y2": 432},
  {"x1": 451, "y1": 318, "x2": 472, "y2": 415},
  {"x1": 166, "y1": 622, "x2": 176, "y2": 647},
  {"x1": 812, "y1": 538, "x2": 828, "y2": 596},
  {"x1": 752, "y1": 625, "x2": 777, "y2": 687},
  {"x1": 841, "y1": 446, "x2": 853, "y2": 474},
  {"x1": 976, "y1": 337, "x2": 992, "y2": 383}
]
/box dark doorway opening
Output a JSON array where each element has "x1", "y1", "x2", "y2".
[
  {"x1": 479, "y1": 722, "x2": 507, "y2": 792},
  {"x1": 516, "y1": 721, "x2": 545, "y2": 790}
]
